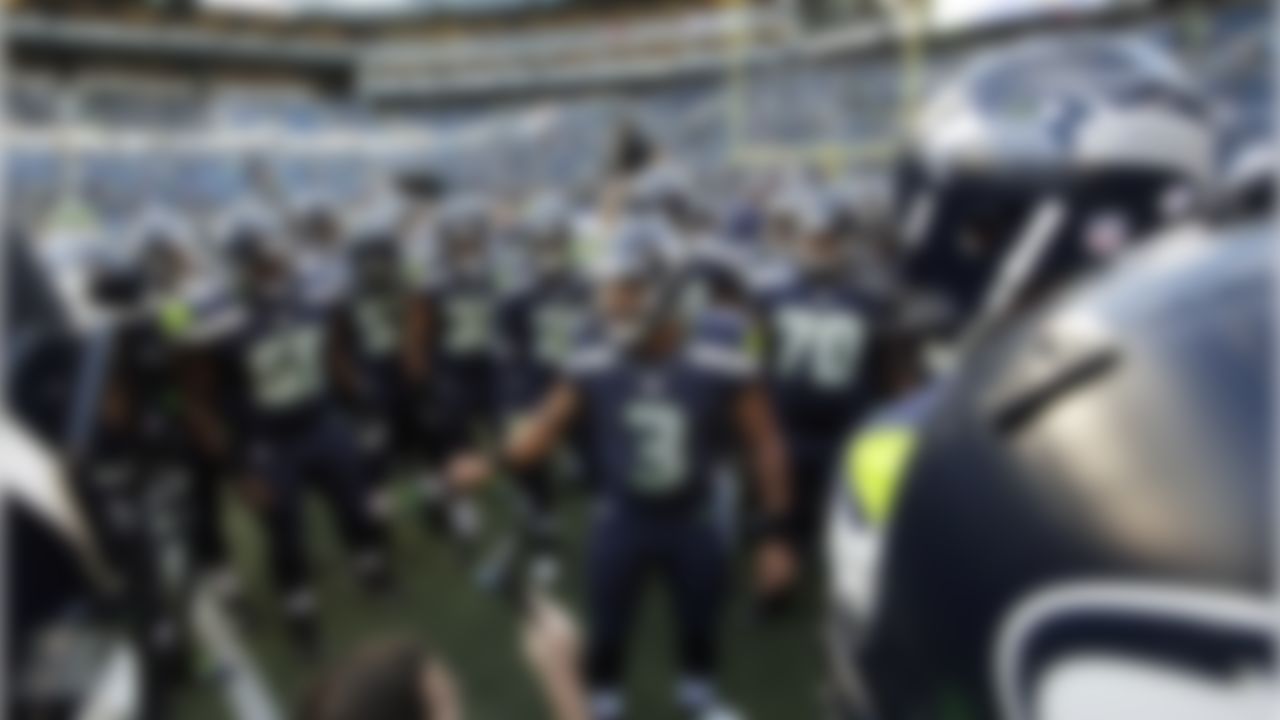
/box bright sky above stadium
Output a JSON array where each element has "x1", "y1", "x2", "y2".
[{"x1": 203, "y1": 0, "x2": 1117, "y2": 24}]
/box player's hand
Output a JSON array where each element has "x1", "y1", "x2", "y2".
[
  {"x1": 753, "y1": 537, "x2": 797, "y2": 599},
  {"x1": 447, "y1": 452, "x2": 493, "y2": 493}
]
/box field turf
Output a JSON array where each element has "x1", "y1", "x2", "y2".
[{"x1": 177, "y1": 480, "x2": 825, "y2": 719}]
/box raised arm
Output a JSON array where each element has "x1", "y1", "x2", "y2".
[{"x1": 449, "y1": 379, "x2": 581, "y2": 492}]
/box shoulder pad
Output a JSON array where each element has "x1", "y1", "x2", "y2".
[
  {"x1": 565, "y1": 342, "x2": 615, "y2": 376},
  {"x1": 692, "y1": 308, "x2": 751, "y2": 347},
  {"x1": 688, "y1": 310, "x2": 758, "y2": 378}
]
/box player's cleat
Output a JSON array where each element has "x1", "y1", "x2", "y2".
[
  {"x1": 689, "y1": 705, "x2": 745, "y2": 720},
  {"x1": 676, "y1": 678, "x2": 744, "y2": 720},
  {"x1": 283, "y1": 589, "x2": 321, "y2": 654},
  {"x1": 589, "y1": 690, "x2": 626, "y2": 720}
]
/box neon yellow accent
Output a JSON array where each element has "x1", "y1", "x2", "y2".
[
  {"x1": 845, "y1": 427, "x2": 916, "y2": 526},
  {"x1": 745, "y1": 324, "x2": 765, "y2": 361},
  {"x1": 160, "y1": 300, "x2": 194, "y2": 338}
]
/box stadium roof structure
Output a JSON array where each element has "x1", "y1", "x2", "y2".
[
  {"x1": 202, "y1": 0, "x2": 565, "y2": 17},
  {"x1": 4, "y1": 0, "x2": 1241, "y2": 105}
]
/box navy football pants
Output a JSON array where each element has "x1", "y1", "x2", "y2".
[
  {"x1": 584, "y1": 503, "x2": 728, "y2": 690},
  {"x1": 254, "y1": 413, "x2": 385, "y2": 594}
]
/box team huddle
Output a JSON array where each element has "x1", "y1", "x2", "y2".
[
  {"x1": 11, "y1": 30, "x2": 1273, "y2": 720},
  {"x1": 76, "y1": 147, "x2": 906, "y2": 717}
]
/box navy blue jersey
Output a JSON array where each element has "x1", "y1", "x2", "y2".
[
  {"x1": 424, "y1": 275, "x2": 497, "y2": 376},
  {"x1": 226, "y1": 289, "x2": 336, "y2": 438},
  {"x1": 762, "y1": 276, "x2": 884, "y2": 447},
  {"x1": 567, "y1": 313, "x2": 756, "y2": 515},
  {"x1": 497, "y1": 274, "x2": 589, "y2": 409},
  {"x1": 345, "y1": 290, "x2": 404, "y2": 368},
  {"x1": 297, "y1": 249, "x2": 352, "y2": 313}
]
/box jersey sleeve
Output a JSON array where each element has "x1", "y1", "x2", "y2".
[
  {"x1": 688, "y1": 310, "x2": 760, "y2": 385},
  {"x1": 561, "y1": 321, "x2": 616, "y2": 387}
]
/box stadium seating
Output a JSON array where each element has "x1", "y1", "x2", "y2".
[{"x1": 6, "y1": 1, "x2": 1269, "y2": 223}]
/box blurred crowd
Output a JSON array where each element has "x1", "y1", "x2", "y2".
[{"x1": 7, "y1": 2, "x2": 1269, "y2": 227}]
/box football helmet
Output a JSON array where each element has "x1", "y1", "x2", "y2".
[
  {"x1": 895, "y1": 36, "x2": 1214, "y2": 343},
  {"x1": 831, "y1": 221, "x2": 1272, "y2": 720}
]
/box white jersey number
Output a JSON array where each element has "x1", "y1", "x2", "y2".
[
  {"x1": 775, "y1": 308, "x2": 866, "y2": 390},
  {"x1": 625, "y1": 400, "x2": 688, "y2": 496},
  {"x1": 444, "y1": 298, "x2": 492, "y2": 355},
  {"x1": 533, "y1": 305, "x2": 579, "y2": 366},
  {"x1": 354, "y1": 299, "x2": 399, "y2": 358},
  {"x1": 248, "y1": 326, "x2": 326, "y2": 410}
]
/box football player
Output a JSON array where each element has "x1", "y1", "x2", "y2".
[
  {"x1": 133, "y1": 208, "x2": 245, "y2": 601},
  {"x1": 404, "y1": 196, "x2": 499, "y2": 545},
  {"x1": 758, "y1": 193, "x2": 897, "y2": 559},
  {"x1": 628, "y1": 164, "x2": 753, "y2": 321},
  {"x1": 213, "y1": 204, "x2": 391, "y2": 650},
  {"x1": 333, "y1": 210, "x2": 418, "y2": 518},
  {"x1": 833, "y1": 209, "x2": 1272, "y2": 720},
  {"x1": 825, "y1": 36, "x2": 1223, "y2": 718},
  {"x1": 490, "y1": 193, "x2": 590, "y2": 583},
  {"x1": 289, "y1": 192, "x2": 351, "y2": 314},
  {"x1": 5, "y1": 235, "x2": 144, "y2": 714},
  {"x1": 448, "y1": 218, "x2": 798, "y2": 720},
  {"x1": 751, "y1": 180, "x2": 809, "y2": 295},
  {"x1": 64, "y1": 229, "x2": 199, "y2": 707}
]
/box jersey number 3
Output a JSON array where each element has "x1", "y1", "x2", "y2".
[{"x1": 625, "y1": 401, "x2": 688, "y2": 496}]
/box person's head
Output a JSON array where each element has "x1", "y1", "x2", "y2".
[
  {"x1": 789, "y1": 192, "x2": 853, "y2": 279},
  {"x1": 397, "y1": 168, "x2": 447, "y2": 207},
  {"x1": 218, "y1": 203, "x2": 291, "y2": 306},
  {"x1": 348, "y1": 217, "x2": 401, "y2": 294},
  {"x1": 762, "y1": 183, "x2": 812, "y2": 262},
  {"x1": 610, "y1": 121, "x2": 655, "y2": 179},
  {"x1": 133, "y1": 207, "x2": 198, "y2": 293},
  {"x1": 627, "y1": 163, "x2": 707, "y2": 235},
  {"x1": 436, "y1": 196, "x2": 491, "y2": 280},
  {"x1": 593, "y1": 218, "x2": 684, "y2": 352},
  {"x1": 300, "y1": 638, "x2": 461, "y2": 720},
  {"x1": 291, "y1": 195, "x2": 343, "y2": 254},
  {"x1": 519, "y1": 193, "x2": 577, "y2": 280}
]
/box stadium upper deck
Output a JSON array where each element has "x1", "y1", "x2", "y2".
[{"x1": 4, "y1": 0, "x2": 1269, "y2": 224}]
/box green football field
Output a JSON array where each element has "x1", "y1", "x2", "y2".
[{"x1": 176, "y1": 481, "x2": 826, "y2": 719}]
